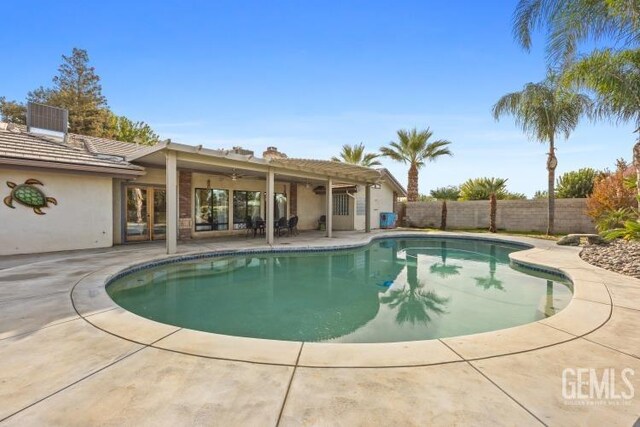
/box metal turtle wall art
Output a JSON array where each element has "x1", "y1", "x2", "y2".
[{"x1": 4, "y1": 179, "x2": 57, "y2": 215}]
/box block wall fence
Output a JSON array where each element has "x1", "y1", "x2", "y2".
[{"x1": 405, "y1": 198, "x2": 595, "y2": 234}]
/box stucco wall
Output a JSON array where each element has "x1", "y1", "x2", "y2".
[
  {"x1": 352, "y1": 182, "x2": 396, "y2": 231},
  {"x1": 406, "y1": 198, "x2": 595, "y2": 234},
  {"x1": 1, "y1": 168, "x2": 113, "y2": 255},
  {"x1": 296, "y1": 185, "x2": 324, "y2": 230}
]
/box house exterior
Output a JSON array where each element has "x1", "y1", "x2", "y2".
[{"x1": 0, "y1": 122, "x2": 406, "y2": 256}]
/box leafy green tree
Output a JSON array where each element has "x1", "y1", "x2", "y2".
[
  {"x1": 429, "y1": 186, "x2": 460, "y2": 200},
  {"x1": 380, "y1": 128, "x2": 452, "y2": 202},
  {"x1": 0, "y1": 97, "x2": 26, "y2": 124},
  {"x1": 29, "y1": 48, "x2": 107, "y2": 135},
  {"x1": 331, "y1": 143, "x2": 381, "y2": 167},
  {"x1": 556, "y1": 167, "x2": 600, "y2": 198},
  {"x1": 492, "y1": 73, "x2": 592, "y2": 234},
  {"x1": 5, "y1": 48, "x2": 160, "y2": 145},
  {"x1": 102, "y1": 112, "x2": 160, "y2": 146}
]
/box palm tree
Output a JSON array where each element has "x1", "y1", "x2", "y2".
[
  {"x1": 380, "y1": 128, "x2": 452, "y2": 202},
  {"x1": 512, "y1": 0, "x2": 640, "y2": 200},
  {"x1": 331, "y1": 143, "x2": 381, "y2": 167},
  {"x1": 484, "y1": 178, "x2": 508, "y2": 233},
  {"x1": 513, "y1": 0, "x2": 640, "y2": 64},
  {"x1": 561, "y1": 49, "x2": 640, "y2": 200},
  {"x1": 492, "y1": 74, "x2": 592, "y2": 234}
]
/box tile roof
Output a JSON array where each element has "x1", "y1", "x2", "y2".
[
  {"x1": 0, "y1": 124, "x2": 144, "y2": 174},
  {"x1": 68, "y1": 133, "x2": 147, "y2": 157}
]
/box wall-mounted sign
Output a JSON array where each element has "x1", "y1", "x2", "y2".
[{"x1": 4, "y1": 179, "x2": 58, "y2": 215}]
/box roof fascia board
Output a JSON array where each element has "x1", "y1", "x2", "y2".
[{"x1": 0, "y1": 158, "x2": 146, "y2": 177}]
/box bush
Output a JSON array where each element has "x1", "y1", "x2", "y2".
[
  {"x1": 595, "y1": 207, "x2": 638, "y2": 232},
  {"x1": 556, "y1": 168, "x2": 600, "y2": 198},
  {"x1": 586, "y1": 162, "x2": 636, "y2": 221},
  {"x1": 603, "y1": 220, "x2": 640, "y2": 241}
]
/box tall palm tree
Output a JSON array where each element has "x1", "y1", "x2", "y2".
[
  {"x1": 513, "y1": 0, "x2": 640, "y2": 64},
  {"x1": 512, "y1": 0, "x2": 640, "y2": 199},
  {"x1": 380, "y1": 128, "x2": 452, "y2": 202},
  {"x1": 492, "y1": 74, "x2": 592, "y2": 234},
  {"x1": 331, "y1": 143, "x2": 381, "y2": 167},
  {"x1": 562, "y1": 49, "x2": 640, "y2": 200}
]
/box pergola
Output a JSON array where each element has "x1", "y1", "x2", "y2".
[{"x1": 127, "y1": 141, "x2": 383, "y2": 254}]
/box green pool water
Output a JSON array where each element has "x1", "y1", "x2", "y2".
[{"x1": 107, "y1": 237, "x2": 573, "y2": 343}]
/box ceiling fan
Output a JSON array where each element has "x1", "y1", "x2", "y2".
[{"x1": 226, "y1": 169, "x2": 245, "y2": 181}]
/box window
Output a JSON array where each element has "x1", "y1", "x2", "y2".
[
  {"x1": 233, "y1": 191, "x2": 262, "y2": 229},
  {"x1": 333, "y1": 194, "x2": 349, "y2": 215},
  {"x1": 195, "y1": 188, "x2": 229, "y2": 231},
  {"x1": 275, "y1": 193, "x2": 287, "y2": 220}
]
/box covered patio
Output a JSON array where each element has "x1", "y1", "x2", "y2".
[{"x1": 126, "y1": 141, "x2": 384, "y2": 254}]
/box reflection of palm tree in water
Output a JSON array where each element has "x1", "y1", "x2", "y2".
[
  {"x1": 429, "y1": 240, "x2": 463, "y2": 279},
  {"x1": 380, "y1": 257, "x2": 449, "y2": 325},
  {"x1": 474, "y1": 244, "x2": 504, "y2": 291}
]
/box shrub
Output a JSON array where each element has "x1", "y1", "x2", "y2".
[
  {"x1": 556, "y1": 168, "x2": 600, "y2": 198},
  {"x1": 595, "y1": 207, "x2": 638, "y2": 232},
  {"x1": 603, "y1": 220, "x2": 640, "y2": 241},
  {"x1": 586, "y1": 163, "x2": 636, "y2": 221}
]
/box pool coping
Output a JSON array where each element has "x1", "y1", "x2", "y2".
[{"x1": 70, "y1": 231, "x2": 613, "y2": 368}]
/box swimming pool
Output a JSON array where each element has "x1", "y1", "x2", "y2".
[{"x1": 107, "y1": 237, "x2": 573, "y2": 343}]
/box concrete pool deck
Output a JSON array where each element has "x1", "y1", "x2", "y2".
[{"x1": 1, "y1": 230, "x2": 639, "y2": 425}]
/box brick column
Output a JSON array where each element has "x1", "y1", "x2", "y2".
[
  {"x1": 290, "y1": 183, "x2": 297, "y2": 216},
  {"x1": 178, "y1": 170, "x2": 192, "y2": 240}
]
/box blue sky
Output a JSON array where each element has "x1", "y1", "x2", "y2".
[{"x1": 1, "y1": 1, "x2": 635, "y2": 196}]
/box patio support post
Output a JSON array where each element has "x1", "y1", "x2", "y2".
[
  {"x1": 326, "y1": 177, "x2": 333, "y2": 238},
  {"x1": 166, "y1": 150, "x2": 178, "y2": 254},
  {"x1": 365, "y1": 184, "x2": 371, "y2": 233},
  {"x1": 266, "y1": 168, "x2": 275, "y2": 245}
]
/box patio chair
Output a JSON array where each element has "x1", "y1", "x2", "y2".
[
  {"x1": 245, "y1": 216, "x2": 254, "y2": 237},
  {"x1": 288, "y1": 215, "x2": 299, "y2": 236},
  {"x1": 276, "y1": 217, "x2": 288, "y2": 237},
  {"x1": 254, "y1": 216, "x2": 265, "y2": 237},
  {"x1": 318, "y1": 215, "x2": 326, "y2": 231}
]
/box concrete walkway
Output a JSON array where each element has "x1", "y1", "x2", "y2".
[{"x1": 1, "y1": 230, "x2": 639, "y2": 426}]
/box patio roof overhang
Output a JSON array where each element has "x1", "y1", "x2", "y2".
[
  {"x1": 128, "y1": 141, "x2": 380, "y2": 254},
  {"x1": 127, "y1": 141, "x2": 383, "y2": 185}
]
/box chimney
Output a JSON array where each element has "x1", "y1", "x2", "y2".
[{"x1": 263, "y1": 146, "x2": 288, "y2": 160}]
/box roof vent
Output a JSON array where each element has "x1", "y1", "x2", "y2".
[
  {"x1": 27, "y1": 102, "x2": 68, "y2": 141},
  {"x1": 231, "y1": 146, "x2": 254, "y2": 156}
]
